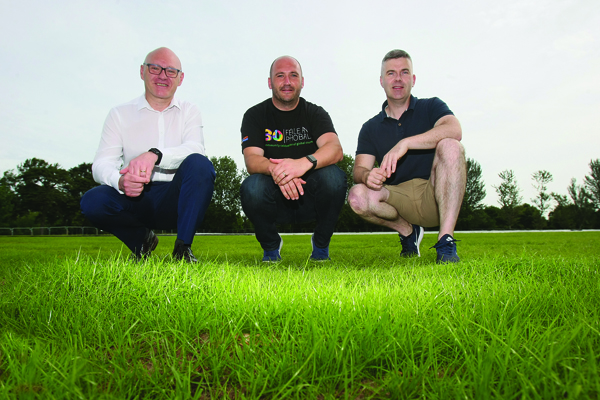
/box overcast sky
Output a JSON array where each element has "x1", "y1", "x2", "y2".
[{"x1": 1, "y1": 0, "x2": 599, "y2": 207}]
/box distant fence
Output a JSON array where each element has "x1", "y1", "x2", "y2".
[
  {"x1": 0, "y1": 226, "x2": 101, "y2": 236},
  {"x1": 0, "y1": 227, "x2": 181, "y2": 236}
]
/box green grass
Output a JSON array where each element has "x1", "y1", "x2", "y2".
[{"x1": 1, "y1": 232, "x2": 599, "y2": 399}]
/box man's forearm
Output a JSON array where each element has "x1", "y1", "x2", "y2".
[
  {"x1": 313, "y1": 141, "x2": 343, "y2": 169},
  {"x1": 353, "y1": 165, "x2": 371, "y2": 184}
]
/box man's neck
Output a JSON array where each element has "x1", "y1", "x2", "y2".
[
  {"x1": 146, "y1": 95, "x2": 174, "y2": 112},
  {"x1": 271, "y1": 97, "x2": 299, "y2": 112},
  {"x1": 385, "y1": 97, "x2": 410, "y2": 119}
]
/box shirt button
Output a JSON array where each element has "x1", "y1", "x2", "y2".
[{"x1": 398, "y1": 123, "x2": 402, "y2": 126}]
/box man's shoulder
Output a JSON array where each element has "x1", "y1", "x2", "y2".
[
  {"x1": 413, "y1": 96, "x2": 448, "y2": 109},
  {"x1": 244, "y1": 98, "x2": 271, "y2": 115},
  {"x1": 109, "y1": 95, "x2": 143, "y2": 112},
  {"x1": 361, "y1": 105, "x2": 386, "y2": 129},
  {"x1": 299, "y1": 97, "x2": 327, "y2": 112}
]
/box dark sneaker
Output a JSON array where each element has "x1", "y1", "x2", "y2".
[
  {"x1": 262, "y1": 235, "x2": 283, "y2": 262},
  {"x1": 310, "y1": 234, "x2": 330, "y2": 261},
  {"x1": 431, "y1": 234, "x2": 460, "y2": 263},
  {"x1": 399, "y1": 224, "x2": 424, "y2": 257},
  {"x1": 132, "y1": 229, "x2": 159, "y2": 261},
  {"x1": 172, "y1": 239, "x2": 198, "y2": 263}
]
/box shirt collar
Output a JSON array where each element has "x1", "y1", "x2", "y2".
[
  {"x1": 378, "y1": 95, "x2": 417, "y2": 122},
  {"x1": 136, "y1": 95, "x2": 181, "y2": 112}
]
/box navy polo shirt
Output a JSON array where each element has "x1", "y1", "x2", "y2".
[{"x1": 356, "y1": 95, "x2": 453, "y2": 185}]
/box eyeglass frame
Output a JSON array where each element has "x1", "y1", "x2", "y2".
[{"x1": 143, "y1": 63, "x2": 182, "y2": 78}]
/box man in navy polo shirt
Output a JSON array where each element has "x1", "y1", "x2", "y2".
[{"x1": 348, "y1": 49, "x2": 466, "y2": 263}]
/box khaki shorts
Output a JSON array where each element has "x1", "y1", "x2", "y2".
[{"x1": 385, "y1": 178, "x2": 439, "y2": 227}]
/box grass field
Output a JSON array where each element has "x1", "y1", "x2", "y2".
[{"x1": 1, "y1": 232, "x2": 599, "y2": 399}]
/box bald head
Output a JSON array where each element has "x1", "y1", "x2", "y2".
[
  {"x1": 269, "y1": 56, "x2": 302, "y2": 79},
  {"x1": 144, "y1": 47, "x2": 182, "y2": 70}
]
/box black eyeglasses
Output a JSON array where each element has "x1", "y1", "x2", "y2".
[{"x1": 144, "y1": 63, "x2": 181, "y2": 78}]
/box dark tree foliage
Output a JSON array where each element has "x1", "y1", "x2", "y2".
[
  {"x1": 516, "y1": 203, "x2": 546, "y2": 230},
  {"x1": 584, "y1": 159, "x2": 600, "y2": 210},
  {"x1": 0, "y1": 159, "x2": 97, "y2": 227},
  {"x1": 567, "y1": 178, "x2": 594, "y2": 230},
  {"x1": 531, "y1": 170, "x2": 553, "y2": 218},
  {"x1": 0, "y1": 183, "x2": 15, "y2": 227},
  {"x1": 65, "y1": 163, "x2": 96, "y2": 225},
  {"x1": 493, "y1": 169, "x2": 522, "y2": 229},
  {"x1": 2, "y1": 158, "x2": 71, "y2": 226},
  {"x1": 202, "y1": 156, "x2": 248, "y2": 233},
  {"x1": 463, "y1": 158, "x2": 486, "y2": 212},
  {"x1": 456, "y1": 158, "x2": 486, "y2": 230}
]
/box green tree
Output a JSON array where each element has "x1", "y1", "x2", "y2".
[
  {"x1": 456, "y1": 158, "x2": 486, "y2": 230},
  {"x1": 584, "y1": 159, "x2": 600, "y2": 210},
  {"x1": 493, "y1": 169, "x2": 522, "y2": 229},
  {"x1": 463, "y1": 158, "x2": 486, "y2": 212},
  {"x1": 2, "y1": 158, "x2": 71, "y2": 227},
  {"x1": 0, "y1": 182, "x2": 15, "y2": 226},
  {"x1": 567, "y1": 178, "x2": 593, "y2": 230},
  {"x1": 202, "y1": 156, "x2": 247, "y2": 232},
  {"x1": 66, "y1": 163, "x2": 97, "y2": 225},
  {"x1": 531, "y1": 170, "x2": 553, "y2": 218}
]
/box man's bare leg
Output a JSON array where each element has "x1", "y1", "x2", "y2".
[
  {"x1": 348, "y1": 185, "x2": 413, "y2": 236},
  {"x1": 430, "y1": 138, "x2": 466, "y2": 240}
]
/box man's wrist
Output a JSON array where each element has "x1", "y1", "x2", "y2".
[{"x1": 148, "y1": 148, "x2": 162, "y2": 165}]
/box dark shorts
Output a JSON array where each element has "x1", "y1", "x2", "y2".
[{"x1": 385, "y1": 178, "x2": 439, "y2": 227}]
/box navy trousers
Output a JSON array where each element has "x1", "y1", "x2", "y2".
[
  {"x1": 240, "y1": 165, "x2": 347, "y2": 251},
  {"x1": 81, "y1": 154, "x2": 215, "y2": 254}
]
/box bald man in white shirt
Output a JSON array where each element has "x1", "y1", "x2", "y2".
[{"x1": 81, "y1": 47, "x2": 215, "y2": 263}]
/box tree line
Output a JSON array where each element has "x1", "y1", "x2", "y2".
[{"x1": 1, "y1": 156, "x2": 599, "y2": 233}]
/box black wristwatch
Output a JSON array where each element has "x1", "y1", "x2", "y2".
[
  {"x1": 148, "y1": 148, "x2": 162, "y2": 165},
  {"x1": 306, "y1": 154, "x2": 317, "y2": 170}
]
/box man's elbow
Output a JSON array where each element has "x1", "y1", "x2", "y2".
[{"x1": 333, "y1": 147, "x2": 344, "y2": 164}]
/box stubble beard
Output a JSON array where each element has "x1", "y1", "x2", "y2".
[{"x1": 273, "y1": 86, "x2": 301, "y2": 109}]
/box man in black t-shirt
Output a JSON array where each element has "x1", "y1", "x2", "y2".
[
  {"x1": 240, "y1": 56, "x2": 347, "y2": 262},
  {"x1": 348, "y1": 49, "x2": 466, "y2": 263}
]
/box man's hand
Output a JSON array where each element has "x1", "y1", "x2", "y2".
[
  {"x1": 364, "y1": 167, "x2": 388, "y2": 191},
  {"x1": 269, "y1": 158, "x2": 312, "y2": 186},
  {"x1": 380, "y1": 140, "x2": 408, "y2": 178},
  {"x1": 123, "y1": 152, "x2": 158, "y2": 177},
  {"x1": 118, "y1": 173, "x2": 148, "y2": 197},
  {"x1": 278, "y1": 177, "x2": 307, "y2": 200},
  {"x1": 118, "y1": 152, "x2": 158, "y2": 197}
]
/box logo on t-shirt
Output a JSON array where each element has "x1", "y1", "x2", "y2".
[{"x1": 265, "y1": 127, "x2": 313, "y2": 147}]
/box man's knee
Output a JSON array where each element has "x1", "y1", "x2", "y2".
[
  {"x1": 436, "y1": 138, "x2": 465, "y2": 162},
  {"x1": 80, "y1": 186, "x2": 119, "y2": 220},
  {"x1": 240, "y1": 174, "x2": 272, "y2": 210},
  {"x1": 180, "y1": 153, "x2": 216, "y2": 183},
  {"x1": 348, "y1": 184, "x2": 370, "y2": 214},
  {"x1": 310, "y1": 165, "x2": 347, "y2": 196}
]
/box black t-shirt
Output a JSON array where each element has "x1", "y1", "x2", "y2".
[
  {"x1": 356, "y1": 96, "x2": 453, "y2": 185},
  {"x1": 241, "y1": 97, "x2": 336, "y2": 159}
]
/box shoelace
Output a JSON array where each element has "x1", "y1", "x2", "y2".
[{"x1": 431, "y1": 237, "x2": 460, "y2": 255}]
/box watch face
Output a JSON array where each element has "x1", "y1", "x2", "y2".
[{"x1": 308, "y1": 155, "x2": 317, "y2": 162}]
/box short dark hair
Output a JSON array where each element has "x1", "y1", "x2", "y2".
[{"x1": 382, "y1": 49, "x2": 412, "y2": 64}]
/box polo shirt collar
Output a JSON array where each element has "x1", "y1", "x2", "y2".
[{"x1": 378, "y1": 95, "x2": 417, "y2": 121}]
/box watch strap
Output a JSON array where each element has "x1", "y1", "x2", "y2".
[
  {"x1": 306, "y1": 154, "x2": 317, "y2": 170},
  {"x1": 148, "y1": 148, "x2": 163, "y2": 165}
]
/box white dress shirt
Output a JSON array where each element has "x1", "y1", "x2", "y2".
[{"x1": 92, "y1": 95, "x2": 205, "y2": 192}]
